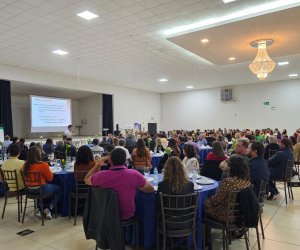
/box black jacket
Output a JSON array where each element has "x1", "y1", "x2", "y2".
[
  {"x1": 249, "y1": 157, "x2": 270, "y2": 195},
  {"x1": 238, "y1": 187, "x2": 259, "y2": 228},
  {"x1": 83, "y1": 187, "x2": 124, "y2": 250},
  {"x1": 268, "y1": 148, "x2": 294, "y2": 178}
]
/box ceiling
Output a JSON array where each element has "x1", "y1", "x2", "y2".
[
  {"x1": 167, "y1": 7, "x2": 300, "y2": 65},
  {"x1": 11, "y1": 81, "x2": 98, "y2": 99},
  {"x1": 0, "y1": 0, "x2": 300, "y2": 93}
]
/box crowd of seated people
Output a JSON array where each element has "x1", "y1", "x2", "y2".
[{"x1": 1, "y1": 126, "x2": 299, "y2": 227}]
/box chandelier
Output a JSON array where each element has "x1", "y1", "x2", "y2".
[{"x1": 249, "y1": 39, "x2": 276, "y2": 80}]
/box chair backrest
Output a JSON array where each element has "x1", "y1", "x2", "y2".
[
  {"x1": 74, "y1": 170, "x2": 90, "y2": 194},
  {"x1": 225, "y1": 190, "x2": 242, "y2": 226},
  {"x1": 0, "y1": 169, "x2": 19, "y2": 192},
  {"x1": 268, "y1": 149, "x2": 278, "y2": 159},
  {"x1": 201, "y1": 160, "x2": 223, "y2": 181},
  {"x1": 257, "y1": 179, "x2": 268, "y2": 203},
  {"x1": 92, "y1": 151, "x2": 102, "y2": 156},
  {"x1": 285, "y1": 159, "x2": 294, "y2": 181},
  {"x1": 21, "y1": 171, "x2": 42, "y2": 195},
  {"x1": 159, "y1": 192, "x2": 199, "y2": 234}
]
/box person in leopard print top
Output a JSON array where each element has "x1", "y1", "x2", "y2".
[{"x1": 204, "y1": 154, "x2": 251, "y2": 223}]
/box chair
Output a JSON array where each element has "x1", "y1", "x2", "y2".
[
  {"x1": 1, "y1": 169, "x2": 24, "y2": 222},
  {"x1": 157, "y1": 192, "x2": 199, "y2": 250},
  {"x1": 201, "y1": 160, "x2": 223, "y2": 181},
  {"x1": 69, "y1": 170, "x2": 90, "y2": 225},
  {"x1": 268, "y1": 149, "x2": 278, "y2": 159},
  {"x1": 21, "y1": 171, "x2": 58, "y2": 226},
  {"x1": 256, "y1": 180, "x2": 268, "y2": 240},
  {"x1": 202, "y1": 190, "x2": 251, "y2": 250},
  {"x1": 294, "y1": 156, "x2": 300, "y2": 180},
  {"x1": 92, "y1": 150, "x2": 103, "y2": 156},
  {"x1": 273, "y1": 159, "x2": 294, "y2": 205}
]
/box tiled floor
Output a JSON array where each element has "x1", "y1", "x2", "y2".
[{"x1": 0, "y1": 182, "x2": 299, "y2": 250}]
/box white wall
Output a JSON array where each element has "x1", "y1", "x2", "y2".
[
  {"x1": 1, "y1": 63, "x2": 161, "y2": 135},
  {"x1": 79, "y1": 94, "x2": 102, "y2": 136},
  {"x1": 11, "y1": 94, "x2": 80, "y2": 138},
  {"x1": 161, "y1": 79, "x2": 300, "y2": 134}
]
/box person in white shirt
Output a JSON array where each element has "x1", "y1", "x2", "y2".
[
  {"x1": 64, "y1": 125, "x2": 74, "y2": 138},
  {"x1": 115, "y1": 138, "x2": 131, "y2": 164},
  {"x1": 91, "y1": 138, "x2": 104, "y2": 155}
]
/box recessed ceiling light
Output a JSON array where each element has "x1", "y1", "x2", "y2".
[
  {"x1": 278, "y1": 61, "x2": 289, "y2": 66},
  {"x1": 229, "y1": 57, "x2": 236, "y2": 61},
  {"x1": 223, "y1": 0, "x2": 238, "y2": 3},
  {"x1": 201, "y1": 38, "x2": 209, "y2": 43},
  {"x1": 52, "y1": 50, "x2": 68, "y2": 55},
  {"x1": 164, "y1": 0, "x2": 300, "y2": 36},
  {"x1": 289, "y1": 73, "x2": 298, "y2": 77},
  {"x1": 77, "y1": 11, "x2": 98, "y2": 20},
  {"x1": 186, "y1": 86, "x2": 194, "y2": 89},
  {"x1": 158, "y1": 78, "x2": 168, "y2": 82}
]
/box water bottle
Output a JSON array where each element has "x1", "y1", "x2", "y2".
[{"x1": 153, "y1": 167, "x2": 158, "y2": 183}]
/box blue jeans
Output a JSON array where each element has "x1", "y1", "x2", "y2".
[{"x1": 28, "y1": 184, "x2": 60, "y2": 210}]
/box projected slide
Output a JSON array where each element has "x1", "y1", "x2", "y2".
[{"x1": 31, "y1": 95, "x2": 72, "y2": 132}]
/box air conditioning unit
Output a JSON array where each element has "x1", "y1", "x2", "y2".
[{"x1": 220, "y1": 88, "x2": 235, "y2": 102}]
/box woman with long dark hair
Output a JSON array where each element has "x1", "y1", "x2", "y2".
[
  {"x1": 131, "y1": 138, "x2": 152, "y2": 173},
  {"x1": 43, "y1": 138, "x2": 55, "y2": 155},
  {"x1": 22, "y1": 146, "x2": 60, "y2": 219},
  {"x1": 206, "y1": 141, "x2": 227, "y2": 161},
  {"x1": 182, "y1": 143, "x2": 199, "y2": 173},
  {"x1": 74, "y1": 145, "x2": 96, "y2": 177}
]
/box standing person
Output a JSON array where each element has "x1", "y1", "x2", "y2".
[
  {"x1": 84, "y1": 148, "x2": 154, "y2": 220},
  {"x1": 22, "y1": 146, "x2": 60, "y2": 219},
  {"x1": 247, "y1": 141, "x2": 270, "y2": 195},
  {"x1": 268, "y1": 138, "x2": 294, "y2": 200},
  {"x1": 64, "y1": 125, "x2": 74, "y2": 138}
]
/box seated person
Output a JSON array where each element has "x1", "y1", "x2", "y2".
[
  {"x1": 22, "y1": 146, "x2": 60, "y2": 219},
  {"x1": 158, "y1": 138, "x2": 181, "y2": 173},
  {"x1": 84, "y1": 148, "x2": 154, "y2": 220},
  {"x1": 91, "y1": 138, "x2": 104, "y2": 155},
  {"x1": 206, "y1": 141, "x2": 227, "y2": 161},
  {"x1": 267, "y1": 138, "x2": 294, "y2": 200},
  {"x1": 35, "y1": 142, "x2": 49, "y2": 162},
  {"x1": 247, "y1": 141, "x2": 270, "y2": 196},
  {"x1": 204, "y1": 155, "x2": 251, "y2": 223},
  {"x1": 54, "y1": 141, "x2": 64, "y2": 159},
  {"x1": 18, "y1": 138, "x2": 29, "y2": 161},
  {"x1": 2, "y1": 143, "x2": 25, "y2": 191},
  {"x1": 43, "y1": 138, "x2": 55, "y2": 155},
  {"x1": 153, "y1": 137, "x2": 165, "y2": 153},
  {"x1": 74, "y1": 145, "x2": 96, "y2": 179},
  {"x1": 61, "y1": 138, "x2": 77, "y2": 158},
  {"x1": 264, "y1": 135, "x2": 280, "y2": 160},
  {"x1": 182, "y1": 144, "x2": 199, "y2": 173},
  {"x1": 158, "y1": 156, "x2": 194, "y2": 194},
  {"x1": 293, "y1": 134, "x2": 300, "y2": 162},
  {"x1": 131, "y1": 138, "x2": 152, "y2": 173}
]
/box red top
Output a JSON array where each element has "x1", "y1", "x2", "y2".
[{"x1": 206, "y1": 152, "x2": 227, "y2": 161}]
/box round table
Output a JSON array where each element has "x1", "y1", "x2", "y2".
[
  {"x1": 50, "y1": 170, "x2": 75, "y2": 216},
  {"x1": 133, "y1": 174, "x2": 219, "y2": 249}
]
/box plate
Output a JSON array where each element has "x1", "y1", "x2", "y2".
[
  {"x1": 196, "y1": 178, "x2": 214, "y2": 185},
  {"x1": 145, "y1": 177, "x2": 154, "y2": 181},
  {"x1": 50, "y1": 167, "x2": 62, "y2": 173},
  {"x1": 188, "y1": 173, "x2": 201, "y2": 179},
  {"x1": 194, "y1": 183, "x2": 203, "y2": 190}
]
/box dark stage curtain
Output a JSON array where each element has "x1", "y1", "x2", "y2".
[
  {"x1": 102, "y1": 94, "x2": 113, "y2": 135},
  {"x1": 0, "y1": 80, "x2": 13, "y2": 137}
]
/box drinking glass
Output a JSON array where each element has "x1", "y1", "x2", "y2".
[
  {"x1": 144, "y1": 167, "x2": 151, "y2": 180},
  {"x1": 56, "y1": 159, "x2": 61, "y2": 167}
]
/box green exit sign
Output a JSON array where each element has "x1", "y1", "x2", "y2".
[{"x1": 263, "y1": 102, "x2": 270, "y2": 105}]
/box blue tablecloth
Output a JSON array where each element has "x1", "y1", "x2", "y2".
[
  {"x1": 199, "y1": 148, "x2": 212, "y2": 164},
  {"x1": 134, "y1": 174, "x2": 219, "y2": 249},
  {"x1": 50, "y1": 171, "x2": 75, "y2": 216},
  {"x1": 151, "y1": 156, "x2": 163, "y2": 172}
]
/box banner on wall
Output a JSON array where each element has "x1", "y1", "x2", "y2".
[
  {"x1": 134, "y1": 123, "x2": 141, "y2": 133},
  {"x1": 0, "y1": 127, "x2": 4, "y2": 143}
]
